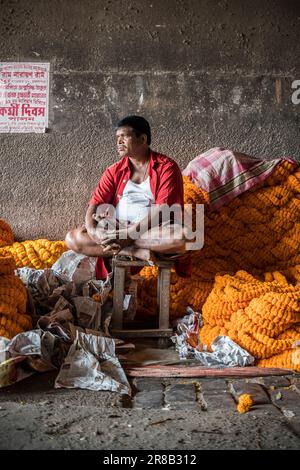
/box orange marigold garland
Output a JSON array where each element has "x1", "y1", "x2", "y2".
[
  {"x1": 139, "y1": 160, "x2": 300, "y2": 318},
  {"x1": 0, "y1": 220, "x2": 67, "y2": 269},
  {"x1": 199, "y1": 270, "x2": 300, "y2": 371},
  {"x1": 0, "y1": 219, "x2": 14, "y2": 248},
  {"x1": 237, "y1": 394, "x2": 254, "y2": 413},
  {"x1": 138, "y1": 160, "x2": 300, "y2": 371},
  {"x1": 0, "y1": 256, "x2": 32, "y2": 339},
  {"x1": 0, "y1": 222, "x2": 63, "y2": 338},
  {"x1": 0, "y1": 255, "x2": 16, "y2": 276},
  {"x1": 0, "y1": 239, "x2": 67, "y2": 269}
]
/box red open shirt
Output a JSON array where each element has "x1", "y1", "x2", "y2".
[{"x1": 89, "y1": 149, "x2": 192, "y2": 279}]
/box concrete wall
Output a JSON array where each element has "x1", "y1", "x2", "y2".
[{"x1": 0, "y1": 0, "x2": 299, "y2": 240}]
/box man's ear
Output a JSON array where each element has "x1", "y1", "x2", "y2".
[{"x1": 140, "y1": 133, "x2": 148, "y2": 145}]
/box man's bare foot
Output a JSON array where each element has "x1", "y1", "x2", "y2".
[{"x1": 118, "y1": 246, "x2": 155, "y2": 261}]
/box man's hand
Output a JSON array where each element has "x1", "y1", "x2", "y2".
[
  {"x1": 100, "y1": 227, "x2": 135, "y2": 252},
  {"x1": 92, "y1": 208, "x2": 109, "y2": 223},
  {"x1": 86, "y1": 225, "x2": 103, "y2": 244}
]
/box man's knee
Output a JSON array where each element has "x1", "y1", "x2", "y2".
[{"x1": 65, "y1": 229, "x2": 82, "y2": 252}]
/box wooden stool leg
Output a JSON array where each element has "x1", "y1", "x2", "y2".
[
  {"x1": 112, "y1": 266, "x2": 126, "y2": 329},
  {"x1": 157, "y1": 267, "x2": 171, "y2": 329},
  {"x1": 94, "y1": 304, "x2": 101, "y2": 331}
]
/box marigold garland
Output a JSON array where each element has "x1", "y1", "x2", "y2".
[
  {"x1": 237, "y1": 394, "x2": 254, "y2": 413},
  {"x1": 139, "y1": 160, "x2": 300, "y2": 316},
  {"x1": 0, "y1": 256, "x2": 32, "y2": 339},
  {"x1": 137, "y1": 160, "x2": 300, "y2": 371},
  {"x1": 0, "y1": 239, "x2": 67, "y2": 269},
  {"x1": 0, "y1": 219, "x2": 14, "y2": 248},
  {"x1": 0, "y1": 255, "x2": 16, "y2": 275},
  {"x1": 0, "y1": 222, "x2": 66, "y2": 339},
  {"x1": 199, "y1": 270, "x2": 300, "y2": 370}
]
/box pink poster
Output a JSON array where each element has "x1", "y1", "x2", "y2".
[{"x1": 0, "y1": 62, "x2": 49, "y2": 133}]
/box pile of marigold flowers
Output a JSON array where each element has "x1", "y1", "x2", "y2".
[
  {"x1": 0, "y1": 220, "x2": 67, "y2": 338},
  {"x1": 200, "y1": 270, "x2": 300, "y2": 371},
  {"x1": 138, "y1": 160, "x2": 300, "y2": 371},
  {"x1": 0, "y1": 255, "x2": 32, "y2": 339},
  {"x1": 0, "y1": 219, "x2": 14, "y2": 248}
]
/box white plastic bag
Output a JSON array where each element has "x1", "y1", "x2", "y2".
[{"x1": 55, "y1": 331, "x2": 131, "y2": 394}]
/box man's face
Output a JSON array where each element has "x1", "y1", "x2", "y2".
[{"x1": 116, "y1": 126, "x2": 146, "y2": 157}]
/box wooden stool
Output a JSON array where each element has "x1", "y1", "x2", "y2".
[{"x1": 111, "y1": 258, "x2": 174, "y2": 345}]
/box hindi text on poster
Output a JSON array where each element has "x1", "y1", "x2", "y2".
[{"x1": 0, "y1": 62, "x2": 49, "y2": 133}]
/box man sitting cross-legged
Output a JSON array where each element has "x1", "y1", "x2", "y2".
[{"x1": 65, "y1": 115, "x2": 192, "y2": 279}]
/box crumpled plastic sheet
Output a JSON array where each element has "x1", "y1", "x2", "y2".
[
  {"x1": 7, "y1": 329, "x2": 68, "y2": 369},
  {"x1": 177, "y1": 306, "x2": 203, "y2": 334},
  {"x1": 171, "y1": 307, "x2": 203, "y2": 360},
  {"x1": 17, "y1": 267, "x2": 60, "y2": 297},
  {"x1": 0, "y1": 329, "x2": 71, "y2": 388},
  {"x1": 0, "y1": 337, "x2": 11, "y2": 363},
  {"x1": 37, "y1": 307, "x2": 73, "y2": 341},
  {"x1": 172, "y1": 308, "x2": 254, "y2": 367},
  {"x1": 55, "y1": 330, "x2": 131, "y2": 395},
  {"x1": 17, "y1": 267, "x2": 64, "y2": 317},
  {"x1": 8, "y1": 330, "x2": 44, "y2": 357},
  {"x1": 194, "y1": 336, "x2": 255, "y2": 367},
  {"x1": 17, "y1": 251, "x2": 112, "y2": 332},
  {"x1": 52, "y1": 250, "x2": 96, "y2": 284},
  {"x1": 73, "y1": 297, "x2": 101, "y2": 329}
]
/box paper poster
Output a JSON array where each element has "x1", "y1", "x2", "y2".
[{"x1": 0, "y1": 62, "x2": 49, "y2": 133}]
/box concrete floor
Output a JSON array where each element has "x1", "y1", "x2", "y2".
[{"x1": 0, "y1": 371, "x2": 299, "y2": 450}]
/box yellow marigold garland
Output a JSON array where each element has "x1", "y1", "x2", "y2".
[
  {"x1": 199, "y1": 270, "x2": 300, "y2": 371},
  {"x1": 258, "y1": 348, "x2": 300, "y2": 370},
  {"x1": 237, "y1": 394, "x2": 254, "y2": 413},
  {"x1": 0, "y1": 255, "x2": 16, "y2": 275},
  {"x1": 137, "y1": 160, "x2": 300, "y2": 371},
  {"x1": 0, "y1": 239, "x2": 67, "y2": 269},
  {"x1": 0, "y1": 222, "x2": 66, "y2": 338},
  {"x1": 0, "y1": 256, "x2": 32, "y2": 339},
  {"x1": 0, "y1": 219, "x2": 14, "y2": 248},
  {"x1": 139, "y1": 161, "x2": 300, "y2": 318}
]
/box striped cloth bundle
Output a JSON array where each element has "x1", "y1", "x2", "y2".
[{"x1": 182, "y1": 147, "x2": 295, "y2": 211}]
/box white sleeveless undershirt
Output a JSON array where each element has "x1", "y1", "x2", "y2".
[{"x1": 115, "y1": 176, "x2": 155, "y2": 223}]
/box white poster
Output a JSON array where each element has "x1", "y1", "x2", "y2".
[{"x1": 0, "y1": 62, "x2": 49, "y2": 133}]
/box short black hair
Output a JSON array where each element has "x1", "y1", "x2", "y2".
[{"x1": 116, "y1": 115, "x2": 151, "y2": 145}]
